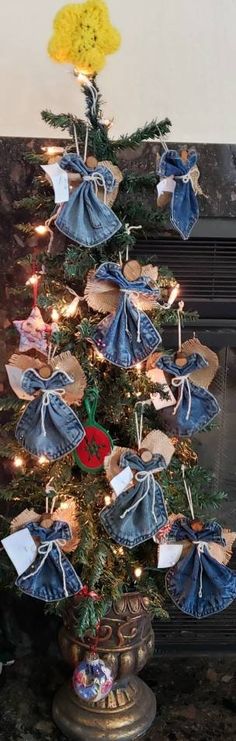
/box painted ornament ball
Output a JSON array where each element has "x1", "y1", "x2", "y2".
[{"x1": 72, "y1": 655, "x2": 113, "y2": 703}]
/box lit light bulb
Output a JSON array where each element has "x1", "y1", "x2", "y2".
[
  {"x1": 51, "y1": 308, "x2": 60, "y2": 322},
  {"x1": 117, "y1": 547, "x2": 124, "y2": 556},
  {"x1": 76, "y1": 71, "x2": 90, "y2": 84},
  {"x1": 38, "y1": 455, "x2": 48, "y2": 465},
  {"x1": 136, "y1": 391, "x2": 142, "y2": 398},
  {"x1": 96, "y1": 351, "x2": 104, "y2": 361},
  {"x1": 135, "y1": 363, "x2": 142, "y2": 376},
  {"x1": 62, "y1": 297, "x2": 79, "y2": 318},
  {"x1": 14, "y1": 455, "x2": 23, "y2": 468},
  {"x1": 26, "y1": 274, "x2": 39, "y2": 286},
  {"x1": 104, "y1": 494, "x2": 111, "y2": 506},
  {"x1": 134, "y1": 566, "x2": 142, "y2": 579},
  {"x1": 60, "y1": 501, "x2": 69, "y2": 510},
  {"x1": 35, "y1": 225, "x2": 48, "y2": 236},
  {"x1": 167, "y1": 283, "x2": 180, "y2": 308}
]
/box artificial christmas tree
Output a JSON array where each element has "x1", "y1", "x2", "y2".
[{"x1": 0, "y1": 2, "x2": 230, "y2": 738}]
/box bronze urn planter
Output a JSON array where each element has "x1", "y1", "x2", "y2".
[{"x1": 52, "y1": 592, "x2": 156, "y2": 740}]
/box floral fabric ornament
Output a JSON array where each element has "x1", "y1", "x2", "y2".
[
  {"x1": 100, "y1": 430, "x2": 174, "y2": 548},
  {"x1": 55, "y1": 154, "x2": 122, "y2": 247},
  {"x1": 158, "y1": 149, "x2": 204, "y2": 240},
  {"x1": 155, "y1": 353, "x2": 220, "y2": 437},
  {"x1": 73, "y1": 654, "x2": 113, "y2": 703},
  {"x1": 13, "y1": 306, "x2": 49, "y2": 356},
  {"x1": 85, "y1": 261, "x2": 161, "y2": 368},
  {"x1": 48, "y1": 0, "x2": 121, "y2": 75},
  {"x1": 165, "y1": 517, "x2": 236, "y2": 619}
]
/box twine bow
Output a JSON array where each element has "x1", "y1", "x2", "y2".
[
  {"x1": 193, "y1": 541, "x2": 209, "y2": 598},
  {"x1": 120, "y1": 470, "x2": 158, "y2": 525},
  {"x1": 40, "y1": 388, "x2": 66, "y2": 437},
  {"x1": 83, "y1": 172, "x2": 107, "y2": 203},
  {"x1": 20, "y1": 539, "x2": 68, "y2": 598},
  {"x1": 172, "y1": 375, "x2": 192, "y2": 420}
]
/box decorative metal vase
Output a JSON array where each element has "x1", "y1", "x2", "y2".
[{"x1": 53, "y1": 592, "x2": 156, "y2": 741}]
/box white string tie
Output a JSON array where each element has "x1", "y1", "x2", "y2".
[
  {"x1": 175, "y1": 166, "x2": 199, "y2": 192},
  {"x1": 120, "y1": 471, "x2": 157, "y2": 524},
  {"x1": 172, "y1": 375, "x2": 192, "y2": 420},
  {"x1": 83, "y1": 172, "x2": 107, "y2": 203},
  {"x1": 45, "y1": 478, "x2": 58, "y2": 515},
  {"x1": 41, "y1": 389, "x2": 65, "y2": 437},
  {"x1": 21, "y1": 539, "x2": 68, "y2": 598},
  {"x1": 181, "y1": 464, "x2": 194, "y2": 519},
  {"x1": 83, "y1": 123, "x2": 89, "y2": 162},
  {"x1": 73, "y1": 123, "x2": 80, "y2": 156},
  {"x1": 193, "y1": 541, "x2": 209, "y2": 598}
]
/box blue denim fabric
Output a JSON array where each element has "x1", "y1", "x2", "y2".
[
  {"x1": 16, "y1": 369, "x2": 85, "y2": 460},
  {"x1": 56, "y1": 154, "x2": 122, "y2": 247},
  {"x1": 100, "y1": 450, "x2": 168, "y2": 548},
  {"x1": 16, "y1": 520, "x2": 82, "y2": 602},
  {"x1": 158, "y1": 149, "x2": 199, "y2": 240},
  {"x1": 156, "y1": 353, "x2": 220, "y2": 437},
  {"x1": 92, "y1": 262, "x2": 161, "y2": 367},
  {"x1": 165, "y1": 519, "x2": 236, "y2": 618}
]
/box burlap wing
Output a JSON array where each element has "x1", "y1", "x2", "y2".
[
  {"x1": 97, "y1": 161, "x2": 123, "y2": 207},
  {"x1": 104, "y1": 446, "x2": 131, "y2": 482},
  {"x1": 141, "y1": 430, "x2": 175, "y2": 469},
  {"x1": 10, "y1": 509, "x2": 40, "y2": 532},
  {"x1": 176, "y1": 528, "x2": 236, "y2": 565},
  {"x1": 51, "y1": 351, "x2": 86, "y2": 405},
  {"x1": 181, "y1": 338, "x2": 219, "y2": 388},
  {"x1": 84, "y1": 269, "x2": 120, "y2": 314}
]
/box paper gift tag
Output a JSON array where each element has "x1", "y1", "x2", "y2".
[
  {"x1": 41, "y1": 163, "x2": 69, "y2": 204},
  {"x1": 110, "y1": 466, "x2": 133, "y2": 497},
  {"x1": 150, "y1": 385, "x2": 176, "y2": 410},
  {"x1": 2, "y1": 528, "x2": 37, "y2": 576},
  {"x1": 157, "y1": 176, "x2": 176, "y2": 198},
  {"x1": 157, "y1": 543, "x2": 183, "y2": 568}
]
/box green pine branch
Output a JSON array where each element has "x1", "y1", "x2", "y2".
[{"x1": 113, "y1": 117, "x2": 171, "y2": 151}]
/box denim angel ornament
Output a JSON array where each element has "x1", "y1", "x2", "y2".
[
  {"x1": 153, "y1": 304, "x2": 220, "y2": 436},
  {"x1": 160, "y1": 468, "x2": 236, "y2": 618},
  {"x1": 3, "y1": 486, "x2": 82, "y2": 602},
  {"x1": 100, "y1": 406, "x2": 174, "y2": 548},
  {"x1": 157, "y1": 147, "x2": 205, "y2": 240},
  {"x1": 52, "y1": 153, "x2": 122, "y2": 247},
  {"x1": 6, "y1": 351, "x2": 87, "y2": 460},
  {"x1": 84, "y1": 260, "x2": 161, "y2": 368}
]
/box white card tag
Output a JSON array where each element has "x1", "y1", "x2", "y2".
[
  {"x1": 150, "y1": 384, "x2": 176, "y2": 410},
  {"x1": 157, "y1": 543, "x2": 183, "y2": 568},
  {"x1": 2, "y1": 528, "x2": 37, "y2": 576},
  {"x1": 157, "y1": 176, "x2": 176, "y2": 198},
  {"x1": 41, "y1": 163, "x2": 69, "y2": 204},
  {"x1": 110, "y1": 466, "x2": 133, "y2": 496}
]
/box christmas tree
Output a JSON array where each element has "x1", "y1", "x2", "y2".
[{"x1": 0, "y1": 1, "x2": 227, "y2": 646}]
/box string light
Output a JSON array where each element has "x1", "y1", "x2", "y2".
[
  {"x1": 96, "y1": 351, "x2": 104, "y2": 362},
  {"x1": 167, "y1": 283, "x2": 180, "y2": 308},
  {"x1": 51, "y1": 308, "x2": 60, "y2": 322},
  {"x1": 26, "y1": 274, "x2": 40, "y2": 287},
  {"x1": 38, "y1": 455, "x2": 48, "y2": 465},
  {"x1": 134, "y1": 566, "x2": 142, "y2": 579},
  {"x1": 41, "y1": 146, "x2": 64, "y2": 156},
  {"x1": 135, "y1": 363, "x2": 142, "y2": 376},
  {"x1": 13, "y1": 455, "x2": 23, "y2": 468},
  {"x1": 61, "y1": 299, "x2": 79, "y2": 318},
  {"x1": 104, "y1": 494, "x2": 111, "y2": 506},
  {"x1": 35, "y1": 225, "x2": 48, "y2": 236},
  {"x1": 135, "y1": 391, "x2": 142, "y2": 398}
]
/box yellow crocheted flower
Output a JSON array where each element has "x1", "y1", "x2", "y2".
[{"x1": 48, "y1": 0, "x2": 121, "y2": 75}]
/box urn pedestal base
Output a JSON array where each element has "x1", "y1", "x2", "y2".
[{"x1": 52, "y1": 675, "x2": 156, "y2": 741}]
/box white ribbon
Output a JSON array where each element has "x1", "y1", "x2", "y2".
[
  {"x1": 45, "y1": 477, "x2": 58, "y2": 515},
  {"x1": 21, "y1": 539, "x2": 68, "y2": 598},
  {"x1": 41, "y1": 389, "x2": 65, "y2": 437},
  {"x1": 175, "y1": 166, "x2": 199, "y2": 192},
  {"x1": 193, "y1": 541, "x2": 209, "y2": 598},
  {"x1": 83, "y1": 172, "x2": 107, "y2": 203},
  {"x1": 120, "y1": 470, "x2": 158, "y2": 525},
  {"x1": 172, "y1": 375, "x2": 192, "y2": 420},
  {"x1": 181, "y1": 464, "x2": 194, "y2": 519}
]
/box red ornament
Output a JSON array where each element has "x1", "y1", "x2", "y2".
[{"x1": 73, "y1": 389, "x2": 112, "y2": 473}]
